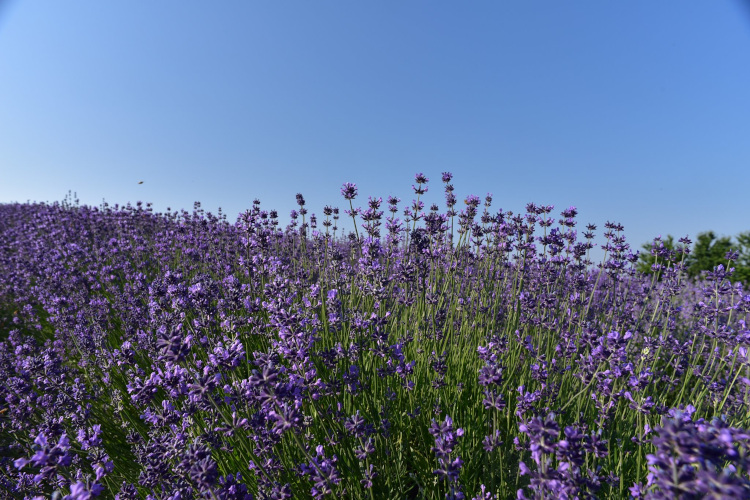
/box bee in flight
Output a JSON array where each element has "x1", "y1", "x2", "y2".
[{"x1": 138, "y1": 181, "x2": 144, "y2": 184}]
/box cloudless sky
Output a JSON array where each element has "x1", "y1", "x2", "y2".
[{"x1": 1, "y1": 0, "x2": 749, "y2": 256}]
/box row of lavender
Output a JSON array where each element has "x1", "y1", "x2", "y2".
[{"x1": 1, "y1": 174, "x2": 749, "y2": 499}]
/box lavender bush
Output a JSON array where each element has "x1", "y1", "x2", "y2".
[{"x1": 1, "y1": 174, "x2": 749, "y2": 499}]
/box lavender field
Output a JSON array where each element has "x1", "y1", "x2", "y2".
[{"x1": 1, "y1": 174, "x2": 749, "y2": 499}]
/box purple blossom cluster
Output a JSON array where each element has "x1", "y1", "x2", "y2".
[
  {"x1": 0, "y1": 176, "x2": 749, "y2": 499},
  {"x1": 631, "y1": 409, "x2": 750, "y2": 498}
]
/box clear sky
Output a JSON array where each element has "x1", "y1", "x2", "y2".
[{"x1": 1, "y1": 0, "x2": 749, "y2": 254}]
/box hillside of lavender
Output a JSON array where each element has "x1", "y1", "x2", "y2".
[{"x1": 1, "y1": 174, "x2": 749, "y2": 499}]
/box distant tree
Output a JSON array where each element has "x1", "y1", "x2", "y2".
[
  {"x1": 733, "y1": 231, "x2": 750, "y2": 285},
  {"x1": 637, "y1": 235, "x2": 682, "y2": 280},
  {"x1": 686, "y1": 231, "x2": 736, "y2": 280},
  {"x1": 637, "y1": 231, "x2": 750, "y2": 286}
]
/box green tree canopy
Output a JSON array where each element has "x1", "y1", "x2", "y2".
[
  {"x1": 636, "y1": 235, "x2": 683, "y2": 280},
  {"x1": 686, "y1": 231, "x2": 735, "y2": 280},
  {"x1": 638, "y1": 231, "x2": 750, "y2": 286}
]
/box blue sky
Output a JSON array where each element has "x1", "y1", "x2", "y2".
[{"x1": 1, "y1": 0, "x2": 749, "y2": 255}]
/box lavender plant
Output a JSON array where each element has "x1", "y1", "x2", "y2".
[{"x1": 0, "y1": 176, "x2": 749, "y2": 499}]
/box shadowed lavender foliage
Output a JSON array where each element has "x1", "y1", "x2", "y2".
[{"x1": 0, "y1": 178, "x2": 749, "y2": 499}]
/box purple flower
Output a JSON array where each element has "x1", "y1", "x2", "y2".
[
  {"x1": 344, "y1": 411, "x2": 370, "y2": 439},
  {"x1": 63, "y1": 481, "x2": 104, "y2": 500},
  {"x1": 15, "y1": 432, "x2": 73, "y2": 483},
  {"x1": 429, "y1": 415, "x2": 465, "y2": 488},
  {"x1": 341, "y1": 182, "x2": 358, "y2": 200},
  {"x1": 300, "y1": 445, "x2": 341, "y2": 499},
  {"x1": 268, "y1": 402, "x2": 302, "y2": 434}
]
